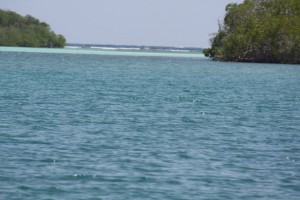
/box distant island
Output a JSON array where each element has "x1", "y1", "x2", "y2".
[
  {"x1": 0, "y1": 9, "x2": 66, "y2": 48},
  {"x1": 203, "y1": 0, "x2": 300, "y2": 64}
]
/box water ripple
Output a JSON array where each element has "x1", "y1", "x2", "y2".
[{"x1": 0, "y1": 52, "x2": 299, "y2": 199}]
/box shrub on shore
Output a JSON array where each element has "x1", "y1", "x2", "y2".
[
  {"x1": 204, "y1": 0, "x2": 300, "y2": 64},
  {"x1": 0, "y1": 9, "x2": 66, "y2": 48}
]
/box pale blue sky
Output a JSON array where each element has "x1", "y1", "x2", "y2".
[{"x1": 0, "y1": 0, "x2": 243, "y2": 47}]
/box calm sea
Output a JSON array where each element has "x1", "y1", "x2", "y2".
[{"x1": 0, "y1": 49, "x2": 299, "y2": 200}]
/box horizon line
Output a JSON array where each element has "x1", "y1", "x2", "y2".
[{"x1": 65, "y1": 42, "x2": 205, "y2": 49}]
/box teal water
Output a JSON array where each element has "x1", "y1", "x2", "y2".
[
  {"x1": 0, "y1": 50, "x2": 300, "y2": 200},
  {"x1": 0, "y1": 46, "x2": 205, "y2": 58}
]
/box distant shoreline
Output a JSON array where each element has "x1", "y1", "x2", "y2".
[
  {"x1": 0, "y1": 46, "x2": 205, "y2": 59},
  {"x1": 65, "y1": 43, "x2": 204, "y2": 54}
]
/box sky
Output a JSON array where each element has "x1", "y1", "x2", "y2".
[{"x1": 0, "y1": 0, "x2": 244, "y2": 48}]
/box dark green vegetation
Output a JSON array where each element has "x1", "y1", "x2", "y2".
[
  {"x1": 0, "y1": 9, "x2": 66, "y2": 48},
  {"x1": 204, "y1": 0, "x2": 300, "y2": 64}
]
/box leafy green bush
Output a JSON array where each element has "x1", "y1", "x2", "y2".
[
  {"x1": 0, "y1": 9, "x2": 66, "y2": 48},
  {"x1": 204, "y1": 0, "x2": 300, "y2": 64}
]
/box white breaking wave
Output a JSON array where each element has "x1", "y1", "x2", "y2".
[
  {"x1": 0, "y1": 46, "x2": 205, "y2": 58},
  {"x1": 170, "y1": 50, "x2": 190, "y2": 53},
  {"x1": 90, "y1": 46, "x2": 140, "y2": 51},
  {"x1": 117, "y1": 47, "x2": 141, "y2": 50},
  {"x1": 65, "y1": 46, "x2": 82, "y2": 49}
]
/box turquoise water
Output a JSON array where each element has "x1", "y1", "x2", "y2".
[
  {"x1": 0, "y1": 50, "x2": 300, "y2": 199},
  {"x1": 0, "y1": 46, "x2": 205, "y2": 58}
]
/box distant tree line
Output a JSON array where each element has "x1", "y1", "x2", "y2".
[
  {"x1": 203, "y1": 0, "x2": 300, "y2": 64},
  {"x1": 0, "y1": 9, "x2": 66, "y2": 48}
]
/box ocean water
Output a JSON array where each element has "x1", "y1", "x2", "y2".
[
  {"x1": 0, "y1": 49, "x2": 299, "y2": 200},
  {"x1": 0, "y1": 46, "x2": 204, "y2": 58}
]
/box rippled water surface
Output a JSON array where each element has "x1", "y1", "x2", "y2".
[{"x1": 0, "y1": 51, "x2": 300, "y2": 200}]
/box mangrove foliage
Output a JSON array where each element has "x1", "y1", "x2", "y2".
[
  {"x1": 204, "y1": 0, "x2": 300, "y2": 64},
  {"x1": 0, "y1": 9, "x2": 66, "y2": 48}
]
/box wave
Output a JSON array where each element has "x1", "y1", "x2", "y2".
[
  {"x1": 0, "y1": 46, "x2": 205, "y2": 58},
  {"x1": 90, "y1": 46, "x2": 141, "y2": 51},
  {"x1": 170, "y1": 50, "x2": 190, "y2": 53},
  {"x1": 65, "y1": 46, "x2": 82, "y2": 49}
]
